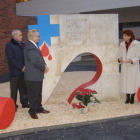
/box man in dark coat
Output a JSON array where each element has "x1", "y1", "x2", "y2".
[
  {"x1": 24, "y1": 29, "x2": 50, "y2": 119},
  {"x1": 5, "y1": 29, "x2": 29, "y2": 111}
]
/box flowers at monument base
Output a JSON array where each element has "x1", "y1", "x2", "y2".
[
  {"x1": 72, "y1": 88, "x2": 101, "y2": 109},
  {"x1": 72, "y1": 102, "x2": 85, "y2": 109}
]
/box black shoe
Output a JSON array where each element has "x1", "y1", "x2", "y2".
[
  {"x1": 30, "y1": 114, "x2": 38, "y2": 119},
  {"x1": 22, "y1": 104, "x2": 30, "y2": 108},
  {"x1": 125, "y1": 94, "x2": 130, "y2": 104},
  {"x1": 130, "y1": 94, "x2": 135, "y2": 104},
  {"x1": 15, "y1": 105, "x2": 18, "y2": 112},
  {"x1": 37, "y1": 109, "x2": 50, "y2": 114}
]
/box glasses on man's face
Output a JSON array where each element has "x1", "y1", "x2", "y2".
[{"x1": 35, "y1": 35, "x2": 40, "y2": 38}]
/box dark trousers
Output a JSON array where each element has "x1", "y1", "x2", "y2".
[
  {"x1": 10, "y1": 74, "x2": 28, "y2": 109},
  {"x1": 26, "y1": 80, "x2": 44, "y2": 115}
]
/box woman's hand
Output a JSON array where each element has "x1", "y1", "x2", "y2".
[
  {"x1": 118, "y1": 58, "x2": 124, "y2": 63},
  {"x1": 118, "y1": 58, "x2": 133, "y2": 64},
  {"x1": 125, "y1": 59, "x2": 133, "y2": 63}
]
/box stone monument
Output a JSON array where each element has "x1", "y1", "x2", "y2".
[{"x1": 28, "y1": 14, "x2": 119, "y2": 104}]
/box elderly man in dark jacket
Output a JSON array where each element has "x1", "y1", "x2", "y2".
[{"x1": 5, "y1": 29, "x2": 29, "y2": 111}]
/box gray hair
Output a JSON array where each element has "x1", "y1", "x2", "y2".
[
  {"x1": 28, "y1": 29, "x2": 39, "y2": 40},
  {"x1": 12, "y1": 29, "x2": 21, "y2": 36}
]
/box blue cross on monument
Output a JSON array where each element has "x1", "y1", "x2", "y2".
[{"x1": 28, "y1": 15, "x2": 60, "y2": 46}]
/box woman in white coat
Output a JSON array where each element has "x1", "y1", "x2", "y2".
[{"x1": 117, "y1": 30, "x2": 140, "y2": 104}]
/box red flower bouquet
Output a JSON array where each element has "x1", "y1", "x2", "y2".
[{"x1": 75, "y1": 88, "x2": 100, "y2": 106}]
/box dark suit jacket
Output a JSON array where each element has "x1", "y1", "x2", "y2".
[
  {"x1": 24, "y1": 41, "x2": 46, "y2": 81},
  {"x1": 5, "y1": 38, "x2": 25, "y2": 77}
]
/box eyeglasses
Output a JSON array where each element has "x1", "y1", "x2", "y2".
[{"x1": 35, "y1": 35, "x2": 40, "y2": 38}]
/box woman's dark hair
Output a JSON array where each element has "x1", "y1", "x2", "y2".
[{"x1": 122, "y1": 30, "x2": 135, "y2": 42}]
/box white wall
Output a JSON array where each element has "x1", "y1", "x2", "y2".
[
  {"x1": 81, "y1": 6, "x2": 140, "y2": 23},
  {"x1": 16, "y1": 0, "x2": 140, "y2": 16}
]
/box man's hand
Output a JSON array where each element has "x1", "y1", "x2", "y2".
[
  {"x1": 44, "y1": 66, "x2": 49, "y2": 74},
  {"x1": 22, "y1": 66, "x2": 25, "y2": 72}
]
